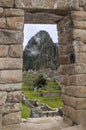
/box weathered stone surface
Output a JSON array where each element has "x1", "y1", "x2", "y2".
[
  {"x1": 7, "y1": 17, "x2": 24, "y2": 30},
  {"x1": 0, "y1": 58, "x2": 22, "y2": 69},
  {"x1": 63, "y1": 105, "x2": 86, "y2": 124},
  {"x1": 79, "y1": 0, "x2": 86, "y2": 7},
  {"x1": 63, "y1": 116, "x2": 73, "y2": 126},
  {"x1": 75, "y1": 53, "x2": 86, "y2": 63},
  {"x1": 9, "y1": 45, "x2": 23, "y2": 58},
  {"x1": 0, "y1": 45, "x2": 9, "y2": 57},
  {"x1": 59, "y1": 45, "x2": 74, "y2": 55},
  {"x1": 54, "y1": 0, "x2": 79, "y2": 10},
  {"x1": 71, "y1": 11, "x2": 86, "y2": 21},
  {"x1": 73, "y1": 41, "x2": 86, "y2": 52},
  {"x1": 5, "y1": 9, "x2": 24, "y2": 16},
  {"x1": 25, "y1": 12, "x2": 63, "y2": 24},
  {"x1": 60, "y1": 65, "x2": 75, "y2": 75},
  {"x1": 0, "y1": 29, "x2": 23, "y2": 44},
  {"x1": 61, "y1": 86, "x2": 86, "y2": 98},
  {"x1": 62, "y1": 94, "x2": 86, "y2": 109},
  {"x1": 0, "y1": 18, "x2": 6, "y2": 29},
  {"x1": 7, "y1": 91, "x2": 22, "y2": 103},
  {"x1": 60, "y1": 63, "x2": 86, "y2": 75},
  {"x1": 0, "y1": 83, "x2": 22, "y2": 91},
  {"x1": 60, "y1": 75, "x2": 70, "y2": 86},
  {"x1": 2, "y1": 112, "x2": 21, "y2": 125},
  {"x1": 0, "y1": 114, "x2": 2, "y2": 127},
  {"x1": 2, "y1": 103, "x2": 20, "y2": 114},
  {"x1": 0, "y1": 8, "x2": 3, "y2": 17},
  {"x1": 59, "y1": 56, "x2": 69, "y2": 64},
  {"x1": 72, "y1": 29, "x2": 86, "y2": 42},
  {"x1": 70, "y1": 74, "x2": 86, "y2": 86},
  {"x1": 15, "y1": 0, "x2": 79, "y2": 11},
  {"x1": 0, "y1": 0, "x2": 14, "y2": 7},
  {"x1": 0, "y1": 70, "x2": 22, "y2": 83},
  {"x1": 0, "y1": 92, "x2": 7, "y2": 106},
  {"x1": 73, "y1": 20, "x2": 86, "y2": 29}
]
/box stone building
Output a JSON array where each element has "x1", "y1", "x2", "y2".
[{"x1": 0, "y1": 0, "x2": 86, "y2": 128}]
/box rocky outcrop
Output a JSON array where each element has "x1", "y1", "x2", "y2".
[{"x1": 23, "y1": 31, "x2": 58, "y2": 71}]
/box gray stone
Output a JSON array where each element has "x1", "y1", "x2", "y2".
[
  {"x1": 9, "y1": 45, "x2": 23, "y2": 58},
  {"x1": 61, "y1": 85, "x2": 86, "y2": 98},
  {"x1": 0, "y1": 45, "x2": 9, "y2": 57},
  {"x1": 2, "y1": 112, "x2": 21, "y2": 125},
  {"x1": 7, "y1": 17, "x2": 24, "y2": 30},
  {"x1": 0, "y1": 58, "x2": 22, "y2": 69},
  {"x1": 0, "y1": 70, "x2": 22, "y2": 83},
  {"x1": 2, "y1": 103, "x2": 21, "y2": 114},
  {"x1": 0, "y1": 29, "x2": 23, "y2": 44},
  {"x1": 0, "y1": 83, "x2": 22, "y2": 91},
  {"x1": 0, "y1": 92, "x2": 7, "y2": 106},
  {"x1": 7, "y1": 91, "x2": 22, "y2": 103},
  {"x1": 0, "y1": 0, "x2": 14, "y2": 7},
  {"x1": 5, "y1": 9, "x2": 24, "y2": 16}
]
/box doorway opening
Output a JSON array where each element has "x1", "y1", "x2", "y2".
[{"x1": 22, "y1": 11, "x2": 63, "y2": 119}]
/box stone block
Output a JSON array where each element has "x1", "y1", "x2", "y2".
[
  {"x1": 0, "y1": 70, "x2": 22, "y2": 83},
  {"x1": 0, "y1": 0, "x2": 14, "y2": 7},
  {"x1": 75, "y1": 53, "x2": 86, "y2": 63},
  {"x1": 59, "y1": 65, "x2": 75, "y2": 75},
  {"x1": 7, "y1": 91, "x2": 22, "y2": 103},
  {"x1": 70, "y1": 74, "x2": 86, "y2": 86},
  {"x1": 5, "y1": 9, "x2": 24, "y2": 16},
  {"x1": 72, "y1": 29, "x2": 86, "y2": 43},
  {"x1": 15, "y1": 0, "x2": 58, "y2": 9},
  {"x1": 63, "y1": 105, "x2": 86, "y2": 124},
  {"x1": 7, "y1": 17, "x2": 24, "y2": 30},
  {"x1": 0, "y1": 8, "x2": 3, "y2": 17},
  {"x1": 71, "y1": 11, "x2": 86, "y2": 21},
  {"x1": 0, "y1": 58, "x2": 22, "y2": 69},
  {"x1": 61, "y1": 85, "x2": 86, "y2": 98},
  {"x1": 60, "y1": 75, "x2": 70, "y2": 86},
  {"x1": 63, "y1": 116, "x2": 73, "y2": 126},
  {"x1": 0, "y1": 83, "x2": 22, "y2": 91},
  {"x1": 73, "y1": 41, "x2": 86, "y2": 53},
  {"x1": 59, "y1": 55, "x2": 69, "y2": 64},
  {"x1": 0, "y1": 29, "x2": 23, "y2": 44},
  {"x1": 62, "y1": 94, "x2": 86, "y2": 110},
  {"x1": 0, "y1": 45, "x2": 9, "y2": 57},
  {"x1": 0, "y1": 18, "x2": 6, "y2": 29},
  {"x1": 54, "y1": 0, "x2": 79, "y2": 10},
  {"x1": 75, "y1": 63, "x2": 86, "y2": 74},
  {"x1": 15, "y1": 0, "x2": 79, "y2": 10},
  {"x1": 73, "y1": 20, "x2": 86, "y2": 29},
  {"x1": 2, "y1": 103, "x2": 20, "y2": 114},
  {"x1": 0, "y1": 92, "x2": 7, "y2": 106},
  {"x1": 9, "y1": 45, "x2": 23, "y2": 58},
  {"x1": 2, "y1": 112, "x2": 21, "y2": 125},
  {"x1": 79, "y1": 0, "x2": 86, "y2": 7}
]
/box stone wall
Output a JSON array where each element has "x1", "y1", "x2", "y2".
[
  {"x1": 0, "y1": 0, "x2": 86, "y2": 127},
  {"x1": 0, "y1": 7, "x2": 24, "y2": 127},
  {"x1": 58, "y1": 11, "x2": 86, "y2": 125}
]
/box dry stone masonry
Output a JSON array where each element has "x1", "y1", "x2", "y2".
[{"x1": 0, "y1": 0, "x2": 86, "y2": 128}]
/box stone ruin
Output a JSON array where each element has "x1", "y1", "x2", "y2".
[
  {"x1": 22, "y1": 94, "x2": 62, "y2": 118},
  {"x1": 0, "y1": 0, "x2": 86, "y2": 128}
]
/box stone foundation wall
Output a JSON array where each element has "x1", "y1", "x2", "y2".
[{"x1": 0, "y1": 0, "x2": 86, "y2": 127}]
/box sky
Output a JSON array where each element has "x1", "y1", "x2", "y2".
[{"x1": 23, "y1": 24, "x2": 58, "y2": 48}]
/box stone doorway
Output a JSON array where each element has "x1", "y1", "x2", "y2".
[{"x1": 0, "y1": 0, "x2": 86, "y2": 128}]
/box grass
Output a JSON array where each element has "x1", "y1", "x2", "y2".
[
  {"x1": 21, "y1": 103, "x2": 31, "y2": 118},
  {"x1": 21, "y1": 76, "x2": 63, "y2": 118}
]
